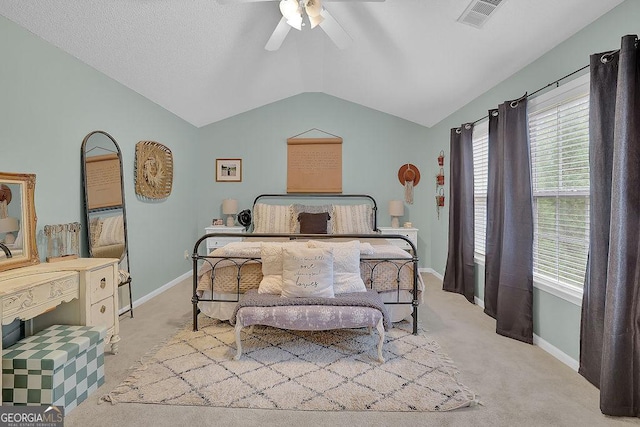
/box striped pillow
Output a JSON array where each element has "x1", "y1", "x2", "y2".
[
  {"x1": 332, "y1": 204, "x2": 374, "y2": 234},
  {"x1": 252, "y1": 203, "x2": 293, "y2": 233}
]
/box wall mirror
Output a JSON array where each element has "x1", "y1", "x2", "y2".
[
  {"x1": 81, "y1": 131, "x2": 133, "y2": 316},
  {"x1": 0, "y1": 172, "x2": 39, "y2": 272}
]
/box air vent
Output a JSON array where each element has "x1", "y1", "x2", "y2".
[{"x1": 457, "y1": 0, "x2": 505, "y2": 29}]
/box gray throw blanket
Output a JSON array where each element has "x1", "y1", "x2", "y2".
[{"x1": 231, "y1": 289, "x2": 391, "y2": 330}]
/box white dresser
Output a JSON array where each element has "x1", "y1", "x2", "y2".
[
  {"x1": 0, "y1": 258, "x2": 121, "y2": 404},
  {"x1": 204, "y1": 226, "x2": 245, "y2": 252},
  {"x1": 378, "y1": 226, "x2": 418, "y2": 253}
]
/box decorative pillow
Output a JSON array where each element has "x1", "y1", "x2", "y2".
[
  {"x1": 298, "y1": 212, "x2": 330, "y2": 234},
  {"x1": 360, "y1": 242, "x2": 375, "y2": 255},
  {"x1": 281, "y1": 247, "x2": 334, "y2": 298},
  {"x1": 258, "y1": 241, "x2": 308, "y2": 294},
  {"x1": 253, "y1": 203, "x2": 293, "y2": 234},
  {"x1": 307, "y1": 240, "x2": 367, "y2": 294},
  {"x1": 332, "y1": 204, "x2": 374, "y2": 234},
  {"x1": 291, "y1": 204, "x2": 334, "y2": 233},
  {"x1": 97, "y1": 215, "x2": 124, "y2": 246}
]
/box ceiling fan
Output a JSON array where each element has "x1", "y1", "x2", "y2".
[{"x1": 220, "y1": 0, "x2": 385, "y2": 51}]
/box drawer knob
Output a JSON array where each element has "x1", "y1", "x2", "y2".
[
  {"x1": 100, "y1": 305, "x2": 106, "y2": 314},
  {"x1": 100, "y1": 278, "x2": 106, "y2": 289}
]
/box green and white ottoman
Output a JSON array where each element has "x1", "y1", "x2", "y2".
[{"x1": 2, "y1": 325, "x2": 106, "y2": 412}]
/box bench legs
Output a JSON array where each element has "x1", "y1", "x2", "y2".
[
  {"x1": 375, "y1": 318, "x2": 385, "y2": 363},
  {"x1": 234, "y1": 319, "x2": 244, "y2": 361}
]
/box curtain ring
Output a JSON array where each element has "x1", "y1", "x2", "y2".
[
  {"x1": 601, "y1": 49, "x2": 619, "y2": 63},
  {"x1": 491, "y1": 110, "x2": 499, "y2": 117},
  {"x1": 464, "y1": 123, "x2": 472, "y2": 130},
  {"x1": 455, "y1": 127, "x2": 461, "y2": 134},
  {"x1": 510, "y1": 100, "x2": 519, "y2": 108}
]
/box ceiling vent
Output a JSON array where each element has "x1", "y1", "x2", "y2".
[{"x1": 457, "y1": 0, "x2": 505, "y2": 29}]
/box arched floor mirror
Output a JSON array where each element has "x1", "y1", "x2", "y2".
[{"x1": 81, "y1": 131, "x2": 133, "y2": 317}]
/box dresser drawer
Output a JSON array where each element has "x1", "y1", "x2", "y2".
[
  {"x1": 90, "y1": 296, "x2": 115, "y2": 330},
  {"x1": 206, "y1": 236, "x2": 243, "y2": 250},
  {"x1": 89, "y1": 265, "x2": 116, "y2": 304},
  {"x1": 378, "y1": 227, "x2": 418, "y2": 252}
]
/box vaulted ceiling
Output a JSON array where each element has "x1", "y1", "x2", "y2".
[{"x1": 0, "y1": 0, "x2": 624, "y2": 128}]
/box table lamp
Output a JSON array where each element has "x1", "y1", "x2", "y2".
[
  {"x1": 0, "y1": 217, "x2": 19, "y2": 244},
  {"x1": 222, "y1": 199, "x2": 238, "y2": 227},
  {"x1": 389, "y1": 200, "x2": 404, "y2": 229}
]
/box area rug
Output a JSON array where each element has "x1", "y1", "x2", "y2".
[{"x1": 103, "y1": 317, "x2": 478, "y2": 411}]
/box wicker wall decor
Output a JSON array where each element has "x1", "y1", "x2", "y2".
[{"x1": 134, "y1": 141, "x2": 173, "y2": 200}]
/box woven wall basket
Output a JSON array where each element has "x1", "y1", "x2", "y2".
[{"x1": 134, "y1": 141, "x2": 173, "y2": 200}]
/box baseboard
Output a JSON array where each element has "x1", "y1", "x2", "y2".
[
  {"x1": 420, "y1": 267, "x2": 443, "y2": 280},
  {"x1": 474, "y1": 296, "x2": 484, "y2": 308},
  {"x1": 533, "y1": 334, "x2": 579, "y2": 371},
  {"x1": 118, "y1": 270, "x2": 191, "y2": 315}
]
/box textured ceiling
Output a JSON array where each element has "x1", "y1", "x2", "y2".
[{"x1": 0, "y1": 0, "x2": 624, "y2": 128}]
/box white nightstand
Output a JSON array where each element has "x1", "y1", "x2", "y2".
[
  {"x1": 378, "y1": 226, "x2": 418, "y2": 253},
  {"x1": 204, "y1": 226, "x2": 245, "y2": 252}
]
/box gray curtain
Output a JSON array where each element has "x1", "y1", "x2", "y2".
[
  {"x1": 443, "y1": 124, "x2": 475, "y2": 303},
  {"x1": 483, "y1": 99, "x2": 534, "y2": 344},
  {"x1": 579, "y1": 34, "x2": 640, "y2": 417}
]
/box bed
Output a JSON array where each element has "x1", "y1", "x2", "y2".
[{"x1": 192, "y1": 194, "x2": 423, "y2": 339}]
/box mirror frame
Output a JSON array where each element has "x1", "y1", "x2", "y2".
[
  {"x1": 81, "y1": 131, "x2": 130, "y2": 265},
  {"x1": 0, "y1": 172, "x2": 39, "y2": 272}
]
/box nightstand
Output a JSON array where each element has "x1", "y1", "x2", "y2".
[
  {"x1": 204, "y1": 226, "x2": 245, "y2": 252},
  {"x1": 378, "y1": 226, "x2": 418, "y2": 253}
]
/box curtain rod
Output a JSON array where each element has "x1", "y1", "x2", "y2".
[{"x1": 469, "y1": 63, "x2": 591, "y2": 126}]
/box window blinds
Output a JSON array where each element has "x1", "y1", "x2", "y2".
[
  {"x1": 472, "y1": 122, "x2": 489, "y2": 257},
  {"x1": 529, "y1": 92, "x2": 590, "y2": 288}
]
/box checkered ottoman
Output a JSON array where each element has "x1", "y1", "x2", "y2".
[{"x1": 2, "y1": 325, "x2": 106, "y2": 413}]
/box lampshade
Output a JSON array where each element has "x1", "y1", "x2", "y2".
[
  {"x1": 222, "y1": 199, "x2": 238, "y2": 215},
  {"x1": 389, "y1": 200, "x2": 404, "y2": 217},
  {"x1": 0, "y1": 217, "x2": 19, "y2": 233}
]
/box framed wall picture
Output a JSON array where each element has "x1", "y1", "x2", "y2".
[{"x1": 216, "y1": 158, "x2": 242, "y2": 182}]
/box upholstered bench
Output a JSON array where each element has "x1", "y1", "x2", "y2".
[
  {"x1": 231, "y1": 289, "x2": 389, "y2": 363},
  {"x1": 2, "y1": 325, "x2": 106, "y2": 412}
]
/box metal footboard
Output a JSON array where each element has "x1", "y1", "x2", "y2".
[{"x1": 192, "y1": 233, "x2": 420, "y2": 334}]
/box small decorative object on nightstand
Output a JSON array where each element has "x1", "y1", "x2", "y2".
[
  {"x1": 389, "y1": 200, "x2": 404, "y2": 229},
  {"x1": 222, "y1": 199, "x2": 238, "y2": 227},
  {"x1": 204, "y1": 225, "x2": 245, "y2": 252},
  {"x1": 379, "y1": 226, "x2": 418, "y2": 254}
]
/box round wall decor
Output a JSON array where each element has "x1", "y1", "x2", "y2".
[{"x1": 135, "y1": 141, "x2": 173, "y2": 200}]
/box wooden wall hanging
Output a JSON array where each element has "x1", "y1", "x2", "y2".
[
  {"x1": 287, "y1": 130, "x2": 342, "y2": 193},
  {"x1": 135, "y1": 141, "x2": 173, "y2": 200}
]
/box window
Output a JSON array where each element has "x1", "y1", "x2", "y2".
[
  {"x1": 471, "y1": 74, "x2": 590, "y2": 303},
  {"x1": 529, "y1": 75, "x2": 590, "y2": 292},
  {"x1": 473, "y1": 121, "x2": 488, "y2": 259}
]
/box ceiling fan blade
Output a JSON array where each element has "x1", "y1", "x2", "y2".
[
  {"x1": 318, "y1": 8, "x2": 352, "y2": 49},
  {"x1": 265, "y1": 17, "x2": 292, "y2": 51}
]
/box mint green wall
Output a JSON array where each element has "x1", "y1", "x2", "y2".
[
  {"x1": 425, "y1": 0, "x2": 640, "y2": 361},
  {"x1": 0, "y1": 15, "x2": 199, "y2": 303},
  {"x1": 196, "y1": 93, "x2": 432, "y2": 266}
]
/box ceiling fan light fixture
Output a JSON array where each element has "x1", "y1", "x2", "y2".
[
  {"x1": 279, "y1": 0, "x2": 299, "y2": 20},
  {"x1": 287, "y1": 14, "x2": 303, "y2": 30},
  {"x1": 309, "y1": 14, "x2": 324, "y2": 29},
  {"x1": 305, "y1": 0, "x2": 323, "y2": 17}
]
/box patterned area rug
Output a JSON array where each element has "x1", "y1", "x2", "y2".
[{"x1": 104, "y1": 317, "x2": 478, "y2": 411}]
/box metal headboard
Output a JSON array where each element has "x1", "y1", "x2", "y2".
[{"x1": 252, "y1": 193, "x2": 378, "y2": 231}]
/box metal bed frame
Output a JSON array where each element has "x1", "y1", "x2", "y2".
[{"x1": 191, "y1": 194, "x2": 419, "y2": 334}]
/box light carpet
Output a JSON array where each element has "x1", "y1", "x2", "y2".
[{"x1": 103, "y1": 316, "x2": 478, "y2": 411}]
